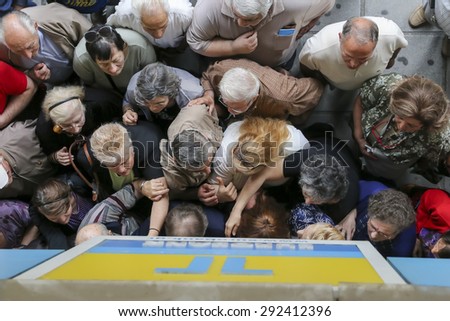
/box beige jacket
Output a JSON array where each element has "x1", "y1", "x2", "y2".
[
  {"x1": 160, "y1": 104, "x2": 223, "y2": 191},
  {"x1": 23, "y1": 3, "x2": 92, "y2": 59}
]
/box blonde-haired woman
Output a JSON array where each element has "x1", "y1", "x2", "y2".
[
  {"x1": 203, "y1": 117, "x2": 309, "y2": 236},
  {"x1": 297, "y1": 223, "x2": 345, "y2": 241},
  {"x1": 36, "y1": 85, "x2": 119, "y2": 166}
]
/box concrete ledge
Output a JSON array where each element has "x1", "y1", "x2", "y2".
[
  {"x1": 0, "y1": 280, "x2": 335, "y2": 301},
  {"x1": 2, "y1": 280, "x2": 450, "y2": 300},
  {"x1": 338, "y1": 283, "x2": 450, "y2": 301}
]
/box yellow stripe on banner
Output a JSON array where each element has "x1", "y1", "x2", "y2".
[{"x1": 40, "y1": 254, "x2": 383, "y2": 284}]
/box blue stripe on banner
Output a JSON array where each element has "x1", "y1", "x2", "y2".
[
  {"x1": 95, "y1": 240, "x2": 360, "y2": 252},
  {"x1": 87, "y1": 246, "x2": 364, "y2": 258}
]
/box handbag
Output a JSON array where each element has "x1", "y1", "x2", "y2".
[{"x1": 68, "y1": 136, "x2": 100, "y2": 202}]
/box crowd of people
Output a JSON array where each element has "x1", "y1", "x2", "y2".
[{"x1": 1, "y1": 0, "x2": 450, "y2": 260}]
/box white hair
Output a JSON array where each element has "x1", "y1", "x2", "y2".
[
  {"x1": 231, "y1": 0, "x2": 273, "y2": 17},
  {"x1": 0, "y1": 10, "x2": 36, "y2": 44},
  {"x1": 132, "y1": 0, "x2": 170, "y2": 17},
  {"x1": 219, "y1": 68, "x2": 260, "y2": 103}
]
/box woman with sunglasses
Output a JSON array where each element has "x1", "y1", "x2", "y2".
[
  {"x1": 353, "y1": 73, "x2": 450, "y2": 183},
  {"x1": 36, "y1": 85, "x2": 119, "y2": 167},
  {"x1": 30, "y1": 178, "x2": 95, "y2": 250},
  {"x1": 73, "y1": 24, "x2": 157, "y2": 96}
]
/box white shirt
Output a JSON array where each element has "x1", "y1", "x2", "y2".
[
  {"x1": 209, "y1": 121, "x2": 309, "y2": 190},
  {"x1": 107, "y1": 0, "x2": 193, "y2": 48},
  {"x1": 299, "y1": 16, "x2": 408, "y2": 90}
]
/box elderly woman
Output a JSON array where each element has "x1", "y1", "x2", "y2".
[
  {"x1": 341, "y1": 181, "x2": 416, "y2": 257},
  {"x1": 73, "y1": 24, "x2": 157, "y2": 95},
  {"x1": 76, "y1": 122, "x2": 169, "y2": 235},
  {"x1": 353, "y1": 73, "x2": 450, "y2": 182},
  {"x1": 225, "y1": 134, "x2": 359, "y2": 237},
  {"x1": 36, "y1": 85, "x2": 119, "y2": 166},
  {"x1": 122, "y1": 62, "x2": 203, "y2": 131},
  {"x1": 30, "y1": 178, "x2": 95, "y2": 249}
]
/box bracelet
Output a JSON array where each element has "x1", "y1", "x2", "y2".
[
  {"x1": 139, "y1": 180, "x2": 146, "y2": 192},
  {"x1": 149, "y1": 227, "x2": 160, "y2": 233}
]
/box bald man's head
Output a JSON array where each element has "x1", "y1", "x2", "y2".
[
  {"x1": 339, "y1": 17, "x2": 379, "y2": 69},
  {"x1": 75, "y1": 223, "x2": 111, "y2": 246}
]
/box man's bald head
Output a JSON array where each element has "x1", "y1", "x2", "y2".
[
  {"x1": 339, "y1": 17, "x2": 379, "y2": 69},
  {"x1": 75, "y1": 223, "x2": 111, "y2": 246}
]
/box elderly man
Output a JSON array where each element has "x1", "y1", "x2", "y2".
[
  {"x1": 0, "y1": 120, "x2": 57, "y2": 199},
  {"x1": 0, "y1": 3, "x2": 91, "y2": 85},
  {"x1": 299, "y1": 16, "x2": 408, "y2": 91},
  {"x1": 107, "y1": 0, "x2": 193, "y2": 49},
  {"x1": 187, "y1": 0, "x2": 334, "y2": 69},
  {"x1": 190, "y1": 58, "x2": 323, "y2": 125}
]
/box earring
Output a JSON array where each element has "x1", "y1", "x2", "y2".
[{"x1": 53, "y1": 124, "x2": 63, "y2": 134}]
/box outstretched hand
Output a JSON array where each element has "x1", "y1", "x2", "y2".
[{"x1": 225, "y1": 210, "x2": 241, "y2": 237}]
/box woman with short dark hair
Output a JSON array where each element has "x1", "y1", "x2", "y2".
[{"x1": 74, "y1": 24, "x2": 157, "y2": 95}]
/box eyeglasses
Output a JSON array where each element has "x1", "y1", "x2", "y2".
[
  {"x1": 85, "y1": 25, "x2": 114, "y2": 43},
  {"x1": 218, "y1": 95, "x2": 255, "y2": 115},
  {"x1": 368, "y1": 218, "x2": 395, "y2": 240},
  {"x1": 59, "y1": 112, "x2": 85, "y2": 132}
]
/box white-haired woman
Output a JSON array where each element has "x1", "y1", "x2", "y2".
[{"x1": 36, "y1": 85, "x2": 119, "y2": 167}]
